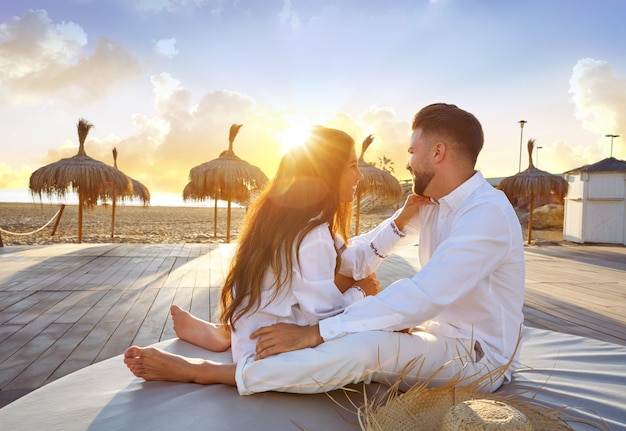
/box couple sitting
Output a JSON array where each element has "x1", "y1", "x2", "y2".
[{"x1": 124, "y1": 103, "x2": 525, "y2": 395}]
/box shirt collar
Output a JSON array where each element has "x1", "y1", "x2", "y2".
[{"x1": 437, "y1": 171, "x2": 485, "y2": 214}]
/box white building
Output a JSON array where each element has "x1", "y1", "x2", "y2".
[{"x1": 563, "y1": 157, "x2": 626, "y2": 245}]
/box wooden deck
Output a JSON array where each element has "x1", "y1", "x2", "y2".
[{"x1": 1, "y1": 242, "x2": 625, "y2": 408}]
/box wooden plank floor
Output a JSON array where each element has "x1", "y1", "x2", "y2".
[
  {"x1": 522, "y1": 245, "x2": 626, "y2": 343},
  {"x1": 1, "y1": 241, "x2": 625, "y2": 409}
]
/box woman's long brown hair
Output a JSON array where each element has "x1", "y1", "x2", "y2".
[{"x1": 219, "y1": 126, "x2": 355, "y2": 330}]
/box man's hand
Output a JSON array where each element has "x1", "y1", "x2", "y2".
[
  {"x1": 354, "y1": 273, "x2": 380, "y2": 296},
  {"x1": 251, "y1": 323, "x2": 323, "y2": 360}
]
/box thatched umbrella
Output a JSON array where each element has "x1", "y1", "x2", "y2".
[
  {"x1": 110, "y1": 147, "x2": 151, "y2": 238},
  {"x1": 354, "y1": 135, "x2": 402, "y2": 235},
  {"x1": 183, "y1": 124, "x2": 268, "y2": 243},
  {"x1": 182, "y1": 181, "x2": 201, "y2": 201},
  {"x1": 498, "y1": 139, "x2": 569, "y2": 244},
  {"x1": 29, "y1": 119, "x2": 130, "y2": 243}
]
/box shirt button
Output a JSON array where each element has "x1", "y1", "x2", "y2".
[{"x1": 328, "y1": 330, "x2": 335, "y2": 336}]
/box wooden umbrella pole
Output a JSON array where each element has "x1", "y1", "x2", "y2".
[
  {"x1": 527, "y1": 193, "x2": 534, "y2": 245},
  {"x1": 78, "y1": 193, "x2": 84, "y2": 244},
  {"x1": 111, "y1": 198, "x2": 117, "y2": 238},
  {"x1": 51, "y1": 204, "x2": 66, "y2": 236},
  {"x1": 213, "y1": 199, "x2": 218, "y2": 238},
  {"x1": 226, "y1": 199, "x2": 231, "y2": 243}
]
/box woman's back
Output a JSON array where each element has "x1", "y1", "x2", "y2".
[{"x1": 230, "y1": 223, "x2": 360, "y2": 361}]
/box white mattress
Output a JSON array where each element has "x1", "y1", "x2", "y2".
[{"x1": 0, "y1": 326, "x2": 624, "y2": 431}]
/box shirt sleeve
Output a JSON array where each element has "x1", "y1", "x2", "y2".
[
  {"x1": 319, "y1": 202, "x2": 514, "y2": 340},
  {"x1": 339, "y1": 209, "x2": 410, "y2": 280},
  {"x1": 290, "y1": 225, "x2": 362, "y2": 321}
]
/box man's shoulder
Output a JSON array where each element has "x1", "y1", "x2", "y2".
[
  {"x1": 464, "y1": 184, "x2": 520, "y2": 227},
  {"x1": 472, "y1": 181, "x2": 512, "y2": 207}
]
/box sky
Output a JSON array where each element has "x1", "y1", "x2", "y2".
[{"x1": 1, "y1": 0, "x2": 625, "y2": 204}]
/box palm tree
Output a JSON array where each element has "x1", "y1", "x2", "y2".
[{"x1": 375, "y1": 155, "x2": 396, "y2": 174}]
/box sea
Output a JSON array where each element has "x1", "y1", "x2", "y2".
[{"x1": 0, "y1": 189, "x2": 237, "y2": 208}]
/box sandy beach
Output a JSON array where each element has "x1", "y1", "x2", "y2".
[
  {"x1": 0, "y1": 202, "x2": 399, "y2": 246},
  {"x1": 0, "y1": 201, "x2": 563, "y2": 247}
]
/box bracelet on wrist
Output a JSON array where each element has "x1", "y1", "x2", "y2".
[
  {"x1": 353, "y1": 285, "x2": 366, "y2": 297},
  {"x1": 390, "y1": 221, "x2": 406, "y2": 237}
]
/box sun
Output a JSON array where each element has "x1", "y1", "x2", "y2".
[{"x1": 275, "y1": 114, "x2": 315, "y2": 154}]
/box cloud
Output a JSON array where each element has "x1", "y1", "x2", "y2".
[
  {"x1": 539, "y1": 139, "x2": 606, "y2": 175},
  {"x1": 0, "y1": 9, "x2": 86, "y2": 79},
  {"x1": 0, "y1": 162, "x2": 32, "y2": 189},
  {"x1": 135, "y1": 0, "x2": 223, "y2": 14},
  {"x1": 0, "y1": 9, "x2": 140, "y2": 105},
  {"x1": 569, "y1": 58, "x2": 626, "y2": 140},
  {"x1": 153, "y1": 38, "x2": 179, "y2": 58},
  {"x1": 357, "y1": 106, "x2": 411, "y2": 177},
  {"x1": 278, "y1": 0, "x2": 301, "y2": 31},
  {"x1": 21, "y1": 74, "x2": 412, "y2": 195}
]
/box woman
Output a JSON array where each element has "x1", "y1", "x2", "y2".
[
  {"x1": 124, "y1": 126, "x2": 425, "y2": 384},
  {"x1": 169, "y1": 125, "x2": 379, "y2": 359}
]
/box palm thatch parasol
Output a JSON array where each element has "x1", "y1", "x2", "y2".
[
  {"x1": 29, "y1": 118, "x2": 130, "y2": 243},
  {"x1": 183, "y1": 124, "x2": 268, "y2": 243},
  {"x1": 354, "y1": 135, "x2": 402, "y2": 235},
  {"x1": 110, "y1": 147, "x2": 151, "y2": 238},
  {"x1": 498, "y1": 139, "x2": 569, "y2": 244}
]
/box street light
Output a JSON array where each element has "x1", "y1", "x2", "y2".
[
  {"x1": 518, "y1": 120, "x2": 527, "y2": 172},
  {"x1": 605, "y1": 134, "x2": 619, "y2": 157},
  {"x1": 536, "y1": 146, "x2": 543, "y2": 168}
]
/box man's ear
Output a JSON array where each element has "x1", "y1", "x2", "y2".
[{"x1": 432, "y1": 142, "x2": 446, "y2": 163}]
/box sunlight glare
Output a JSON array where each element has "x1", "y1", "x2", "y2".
[{"x1": 276, "y1": 115, "x2": 314, "y2": 154}]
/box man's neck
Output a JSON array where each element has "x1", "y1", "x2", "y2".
[{"x1": 429, "y1": 168, "x2": 476, "y2": 201}]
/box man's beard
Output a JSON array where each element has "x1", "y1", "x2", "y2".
[{"x1": 411, "y1": 167, "x2": 434, "y2": 196}]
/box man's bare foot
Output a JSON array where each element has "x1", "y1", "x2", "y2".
[
  {"x1": 123, "y1": 346, "x2": 236, "y2": 385},
  {"x1": 170, "y1": 305, "x2": 231, "y2": 352}
]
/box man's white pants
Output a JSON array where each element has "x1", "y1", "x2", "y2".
[{"x1": 235, "y1": 330, "x2": 504, "y2": 395}]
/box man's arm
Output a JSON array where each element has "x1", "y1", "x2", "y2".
[
  {"x1": 253, "y1": 272, "x2": 380, "y2": 359},
  {"x1": 252, "y1": 323, "x2": 322, "y2": 360}
]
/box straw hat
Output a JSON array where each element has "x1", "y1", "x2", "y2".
[
  {"x1": 441, "y1": 399, "x2": 533, "y2": 431},
  {"x1": 355, "y1": 358, "x2": 598, "y2": 431},
  {"x1": 358, "y1": 383, "x2": 575, "y2": 431}
]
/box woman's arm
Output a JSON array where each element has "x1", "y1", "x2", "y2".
[{"x1": 335, "y1": 273, "x2": 380, "y2": 295}]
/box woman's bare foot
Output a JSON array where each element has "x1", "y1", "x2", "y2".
[
  {"x1": 170, "y1": 305, "x2": 231, "y2": 352},
  {"x1": 123, "y1": 346, "x2": 236, "y2": 385}
]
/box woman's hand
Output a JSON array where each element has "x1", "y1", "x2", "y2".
[
  {"x1": 394, "y1": 194, "x2": 432, "y2": 230},
  {"x1": 334, "y1": 273, "x2": 356, "y2": 293},
  {"x1": 353, "y1": 273, "x2": 380, "y2": 296}
]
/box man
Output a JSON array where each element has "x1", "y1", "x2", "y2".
[{"x1": 125, "y1": 103, "x2": 525, "y2": 395}]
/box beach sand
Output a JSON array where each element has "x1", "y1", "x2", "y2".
[
  {"x1": 0, "y1": 203, "x2": 396, "y2": 246},
  {"x1": 0, "y1": 202, "x2": 562, "y2": 246}
]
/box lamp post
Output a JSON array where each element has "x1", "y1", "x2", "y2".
[
  {"x1": 518, "y1": 120, "x2": 527, "y2": 172},
  {"x1": 536, "y1": 146, "x2": 543, "y2": 168},
  {"x1": 605, "y1": 134, "x2": 619, "y2": 157}
]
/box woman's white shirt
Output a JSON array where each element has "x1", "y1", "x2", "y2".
[{"x1": 231, "y1": 223, "x2": 360, "y2": 361}]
